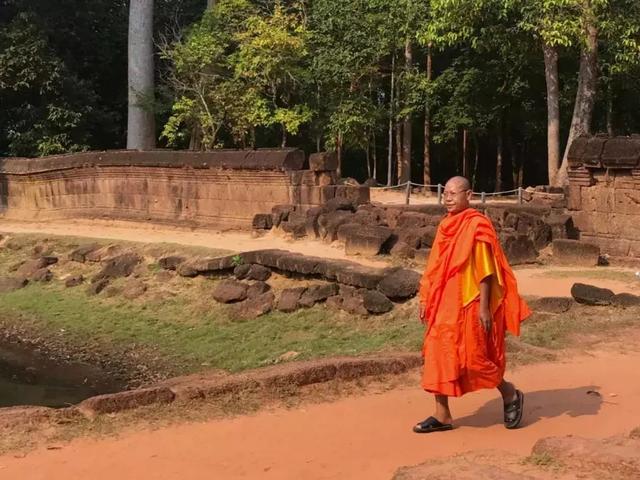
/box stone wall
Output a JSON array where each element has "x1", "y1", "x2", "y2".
[
  {"x1": 567, "y1": 135, "x2": 640, "y2": 257},
  {"x1": 0, "y1": 149, "x2": 368, "y2": 229}
]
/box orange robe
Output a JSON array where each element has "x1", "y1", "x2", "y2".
[{"x1": 419, "y1": 208, "x2": 531, "y2": 397}]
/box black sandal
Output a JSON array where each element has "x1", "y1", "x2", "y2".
[
  {"x1": 413, "y1": 416, "x2": 454, "y2": 434},
  {"x1": 504, "y1": 389, "x2": 524, "y2": 429}
]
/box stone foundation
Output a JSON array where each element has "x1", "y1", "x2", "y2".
[
  {"x1": 567, "y1": 135, "x2": 640, "y2": 257},
  {"x1": 0, "y1": 149, "x2": 368, "y2": 229}
]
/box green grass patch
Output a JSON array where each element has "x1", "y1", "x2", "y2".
[{"x1": 0, "y1": 282, "x2": 424, "y2": 374}]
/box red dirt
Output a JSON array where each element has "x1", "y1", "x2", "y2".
[{"x1": 1, "y1": 348, "x2": 639, "y2": 480}]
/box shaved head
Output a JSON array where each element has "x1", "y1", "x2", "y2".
[
  {"x1": 443, "y1": 176, "x2": 472, "y2": 214},
  {"x1": 445, "y1": 176, "x2": 471, "y2": 191}
]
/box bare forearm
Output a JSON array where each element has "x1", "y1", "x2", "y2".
[{"x1": 479, "y1": 277, "x2": 491, "y2": 311}]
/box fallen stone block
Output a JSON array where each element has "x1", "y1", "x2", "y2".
[
  {"x1": 362, "y1": 290, "x2": 394, "y2": 314},
  {"x1": 529, "y1": 296, "x2": 574, "y2": 314},
  {"x1": 501, "y1": 233, "x2": 538, "y2": 265},
  {"x1": 298, "y1": 283, "x2": 339, "y2": 308},
  {"x1": 87, "y1": 279, "x2": 109, "y2": 296},
  {"x1": 377, "y1": 269, "x2": 420, "y2": 300},
  {"x1": 64, "y1": 275, "x2": 84, "y2": 288},
  {"x1": 69, "y1": 244, "x2": 100, "y2": 263},
  {"x1": 344, "y1": 226, "x2": 393, "y2": 257},
  {"x1": 158, "y1": 255, "x2": 186, "y2": 271},
  {"x1": 571, "y1": 283, "x2": 614, "y2": 306},
  {"x1": 93, "y1": 253, "x2": 142, "y2": 282},
  {"x1": 233, "y1": 291, "x2": 275, "y2": 319},
  {"x1": 277, "y1": 287, "x2": 307, "y2": 313},
  {"x1": 309, "y1": 152, "x2": 338, "y2": 171},
  {"x1": 611, "y1": 293, "x2": 640, "y2": 308},
  {"x1": 213, "y1": 279, "x2": 248, "y2": 303},
  {"x1": 78, "y1": 387, "x2": 175, "y2": 417},
  {"x1": 252, "y1": 213, "x2": 273, "y2": 230},
  {"x1": 553, "y1": 239, "x2": 600, "y2": 266},
  {"x1": 246, "y1": 281, "x2": 271, "y2": 299},
  {"x1": 16, "y1": 256, "x2": 58, "y2": 278}
]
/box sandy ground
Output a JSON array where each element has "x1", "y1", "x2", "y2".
[
  {"x1": 370, "y1": 188, "x2": 520, "y2": 206},
  {"x1": 1, "y1": 219, "x2": 637, "y2": 297},
  {"x1": 1, "y1": 347, "x2": 639, "y2": 480}
]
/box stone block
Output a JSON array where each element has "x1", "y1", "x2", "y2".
[
  {"x1": 158, "y1": 255, "x2": 186, "y2": 271},
  {"x1": 552, "y1": 239, "x2": 600, "y2": 266},
  {"x1": 233, "y1": 291, "x2": 275, "y2": 319},
  {"x1": 571, "y1": 283, "x2": 614, "y2": 305},
  {"x1": 567, "y1": 136, "x2": 589, "y2": 167},
  {"x1": 212, "y1": 279, "x2": 248, "y2": 303},
  {"x1": 377, "y1": 268, "x2": 420, "y2": 299},
  {"x1": 277, "y1": 287, "x2": 307, "y2": 313},
  {"x1": 298, "y1": 283, "x2": 339, "y2": 307},
  {"x1": 567, "y1": 185, "x2": 582, "y2": 210},
  {"x1": 500, "y1": 233, "x2": 538, "y2": 265},
  {"x1": 252, "y1": 214, "x2": 273, "y2": 230},
  {"x1": 362, "y1": 290, "x2": 394, "y2": 314},
  {"x1": 309, "y1": 152, "x2": 339, "y2": 172},
  {"x1": 601, "y1": 136, "x2": 640, "y2": 168},
  {"x1": 78, "y1": 387, "x2": 175, "y2": 417},
  {"x1": 334, "y1": 185, "x2": 370, "y2": 205},
  {"x1": 582, "y1": 136, "x2": 607, "y2": 167},
  {"x1": 344, "y1": 226, "x2": 393, "y2": 256}
]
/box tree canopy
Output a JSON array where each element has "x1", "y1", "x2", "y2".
[{"x1": 1, "y1": 0, "x2": 639, "y2": 188}]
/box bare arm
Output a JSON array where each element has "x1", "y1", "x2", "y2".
[{"x1": 479, "y1": 276, "x2": 492, "y2": 332}]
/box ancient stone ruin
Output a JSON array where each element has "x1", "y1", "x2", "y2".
[
  {"x1": 567, "y1": 135, "x2": 640, "y2": 257},
  {"x1": 0, "y1": 149, "x2": 367, "y2": 229}
]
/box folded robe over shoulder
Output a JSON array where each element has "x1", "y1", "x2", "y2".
[{"x1": 418, "y1": 208, "x2": 531, "y2": 397}]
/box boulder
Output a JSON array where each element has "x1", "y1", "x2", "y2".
[
  {"x1": 30, "y1": 268, "x2": 53, "y2": 282},
  {"x1": 16, "y1": 256, "x2": 58, "y2": 278},
  {"x1": 377, "y1": 269, "x2": 420, "y2": 300},
  {"x1": 390, "y1": 241, "x2": 415, "y2": 259},
  {"x1": 213, "y1": 279, "x2": 248, "y2": 304},
  {"x1": 234, "y1": 292, "x2": 275, "y2": 320},
  {"x1": 501, "y1": 233, "x2": 538, "y2": 265},
  {"x1": 87, "y1": 279, "x2": 109, "y2": 296},
  {"x1": 271, "y1": 204, "x2": 294, "y2": 227},
  {"x1": 277, "y1": 287, "x2": 307, "y2": 313},
  {"x1": 122, "y1": 279, "x2": 147, "y2": 300},
  {"x1": 334, "y1": 266, "x2": 386, "y2": 290},
  {"x1": 176, "y1": 256, "x2": 236, "y2": 277},
  {"x1": 344, "y1": 226, "x2": 393, "y2": 256},
  {"x1": 317, "y1": 210, "x2": 355, "y2": 242},
  {"x1": 246, "y1": 264, "x2": 272, "y2": 281},
  {"x1": 69, "y1": 244, "x2": 100, "y2": 263},
  {"x1": 553, "y1": 239, "x2": 600, "y2": 267},
  {"x1": 571, "y1": 283, "x2": 614, "y2": 306},
  {"x1": 85, "y1": 244, "x2": 122, "y2": 263},
  {"x1": 252, "y1": 214, "x2": 273, "y2": 230},
  {"x1": 246, "y1": 281, "x2": 271, "y2": 299},
  {"x1": 299, "y1": 283, "x2": 339, "y2": 308},
  {"x1": 0, "y1": 277, "x2": 28, "y2": 293},
  {"x1": 233, "y1": 264, "x2": 252, "y2": 280},
  {"x1": 341, "y1": 293, "x2": 369, "y2": 315},
  {"x1": 280, "y1": 213, "x2": 308, "y2": 239},
  {"x1": 64, "y1": 275, "x2": 84, "y2": 288},
  {"x1": 158, "y1": 255, "x2": 186, "y2": 271},
  {"x1": 529, "y1": 296, "x2": 573, "y2": 314},
  {"x1": 93, "y1": 253, "x2": 141, "y2": 282},
  {"x1": 611, "y1": 293, "x2": 640, "y2": 308},
  {"x1": 362, "y1": 290, "x2": 394, "y2": 314}
]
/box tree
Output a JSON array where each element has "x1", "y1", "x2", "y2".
[{"x1": 128, "y1": 0, "x2": 157, "y2": 150}]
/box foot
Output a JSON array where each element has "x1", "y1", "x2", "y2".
[
  {"x1": 504, "y1": 389, "x2": 524, "y2": 429},
  {"x1": 413, "y1": 416, "x2": 454, "y2": 434}
]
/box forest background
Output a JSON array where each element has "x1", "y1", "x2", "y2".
[{"x1": 1, "y1": 0, "x2": 639, "y2": 189}]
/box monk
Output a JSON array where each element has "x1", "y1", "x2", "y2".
[{"x1": 414, "y1": 176, "x2": 531, "y2": 433}]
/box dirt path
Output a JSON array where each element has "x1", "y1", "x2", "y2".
[
  {"x1": 0, "y1": 219, "x2": 389, "y2": 268},
  {"x1": 1, "y1": 348, "x2": 639, "y2": 479},
  {"x1": 1, "y1": 219, "x2": 637, "y2": 297}
]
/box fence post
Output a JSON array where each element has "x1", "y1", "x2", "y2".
[
  {"x1": 481, "y1": 192, "x2": 486, "y2": 204},
  {"x1": 405, "y1": 182, "x2": 411, "y2": 205},
  {"x1": 517, "y1": 187, "x2": 523, "y2": 204},
  {"x1": 437, "y1": 184, "x2": 442, "y2": 204}
]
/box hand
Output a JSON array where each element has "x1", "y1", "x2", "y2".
[
  {"x1": 419, "y1": 303, "x2": 426, "y2": 322},
  {"x1": 479, "y1": 307, "x2": 492, "y2": 333}
]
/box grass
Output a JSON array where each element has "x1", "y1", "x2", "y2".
[
  {"x1": 0, "y1": 281, "x2": 424, "y2": 375},
  {"x1": 522, "y1": 452, "x2": 565, "y2": 471}
]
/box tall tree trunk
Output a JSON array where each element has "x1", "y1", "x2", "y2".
[
  {"x1": 462, "y1": 129, "x2": 468, "y2": 177},
  {"x1": 365, "y1": 140, "x2": 371, "y2": 179},
  {"x1": 206, "y1": 0, "x2": 216, "y2": 8},
  {"x1": 399, "y1": 38, "x2": 413, "y2": 185},
  {"x1": 555, "y1": 5, "x2": 598, "y2": 187},
  {"x1": 281, "y1": 125, "x2": 287, "y2": 148},
  {"x1": 496, "y1": 121, "x2": 503, "y2": 192},
  {"x1": 423, "y1": 43, "x2": 432, "y2": 189},
  {"x1": 127, "y1": 0, "x2": 156, "y2": 150},
  {"x1": 606, "y1": 82, "x2": 615, "y2": 136},
  {"x1": 543, "y1": 42, "x2": 561, "y2": 185},
  {"x1": 372, "y1": 131, "x2": 378, "y2": 181},
  {"x1": 336, "y1": 133, "x2": 343, "y2": 178},
  {"x1": 472, "y1": 132, "x2": 479, "y2": 190},
  {"x1": 387, "y1": 53, "x2": 396, "y2": 187},
  {"x1": 395, "y1": 121, "x2": 403, "y2": 184}
]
